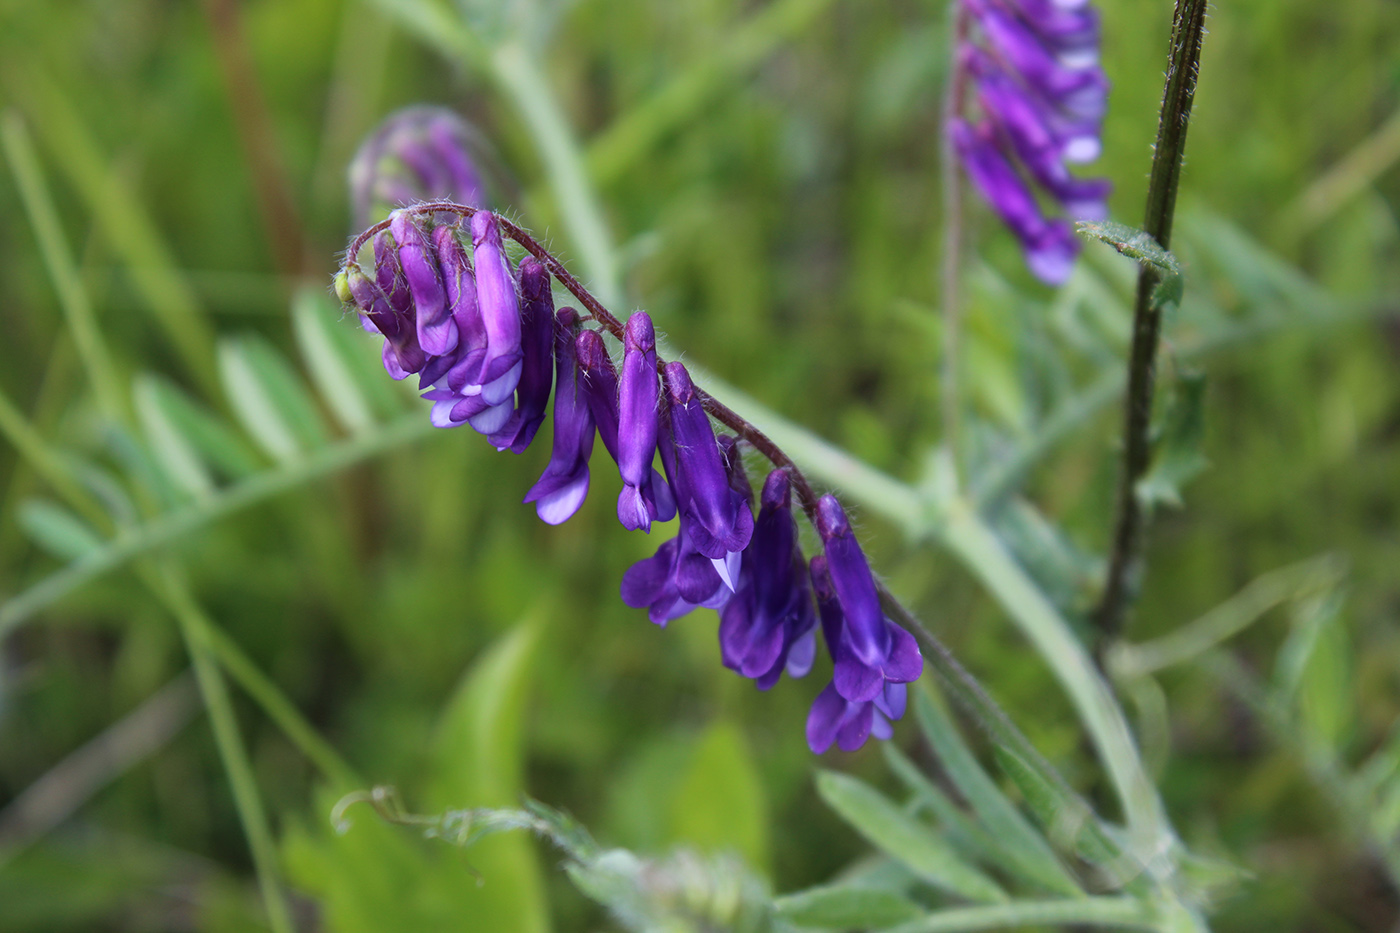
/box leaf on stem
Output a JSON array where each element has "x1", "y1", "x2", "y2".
[{"x1": 1076, "y1": 220, "x2": 1183, "y2": 313}]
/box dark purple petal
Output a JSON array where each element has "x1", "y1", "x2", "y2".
[
  {"x1": 489, "y1": 258, "x2": 555, "y2": 452},
  {"x1": 881, "y1": 620, "x2": 924, "y2": 684},
  {"x1": 621, "y1": 539, "x2": 679, "y2": 608},
  {"x1": 875, "y1": 681, "x2": 908, "y2": 721},
  {"x1": 432, "y1": 225, "x2": 488, "y2": 389},
  {"x1": 523, "y1": 308, "x2": 595, "y2": 524},
  {"x1": 390, "y1": 212, "x2": 455, "y2": 356},
  {"x1": 806, "y1": 682, "x2": 849, "y2": 755},
  {"x1": 663, "y1": 363, "x2": 753, "y2": 557},
  {"x1": 836, "y1": 702, "x2": 875, "y2": 752},
  {"x1": 815, "y1": 496, "x2": 890, "y2": 668},
  {"x1": 617, "y1": 313, "x2": 661, "y2": 531},
  {"x1": 470, "y1": 211, "x2": 523, "y2": 403}
]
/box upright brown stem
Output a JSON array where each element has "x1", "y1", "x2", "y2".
[
  {"x1": 1092, "y1": 0, "x2": 1209, "y2": 654},
  {"x1": 202, "y1": 0, "x2": 308, "y2": 279}
]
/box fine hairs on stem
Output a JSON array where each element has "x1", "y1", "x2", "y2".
[{"x1": 1092, "y1": 0, "x2": 1210, "y2": 653}]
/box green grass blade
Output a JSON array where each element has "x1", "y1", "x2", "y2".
[
  {"x1": 914, "y1": 690, "x2": 1082, "y2": 897},
  {"x1": 815, "y1": 770, "x2": 1006, "y2": 904}
]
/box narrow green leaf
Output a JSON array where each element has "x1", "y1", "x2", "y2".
[
  {"x1": 1273, "y1": 587, "x2": 1344, "y2": 701},
  {"x1": 815, "y1": 770, "x2": 1006, "y2": 904},
  {"x1": 1136, "y1": 370, "x2": 1208, "y2": 509},
  {"x1": 17, "y1": 500, "x2": 103, "y2": 561},
  {"x1": 134, "y1": 375, "x2": 216, "y2": 499},
  {"x1": 131, "y1": 374, "x2": 261, "y2": 480},
  {"x1": 914, "y1": 692, "x2": 1080, "y2": 896},
  {"x1": 989, "y1": 747, "x2": 1115, "y2": 868},
  {"x1": 428, "y1": 617, "x2": 549, "y2": 933},
  {"x1": 292, "y1": 289, "x2": 375, "y2": 434},
  {"x1": 775, "y1": 884, "x2": 923, "y2": 930},
  {"x1": 218, "y1": 336, "x2": 329, "y2": 464}
]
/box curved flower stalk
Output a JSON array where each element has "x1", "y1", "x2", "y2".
[
  {"x1": 951, "y1": 0, "x2": 1111, "y2": 284},
  {"x1": 336, "y1": 201, "x2": 923, "y2": 753}
]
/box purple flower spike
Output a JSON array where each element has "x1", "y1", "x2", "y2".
[
  {"x1": 489, "y1": 258, "x2": 555, "y2": 453},
  {"x1": 349, "y1": 106, "x2": 486, "y2": 227},
  {"x1": 954, "y1": 0, "x2": 1110, "y2": 284},
  {"x1": 524, "y1": 308, "x2": 595, "y2": 524},
  {"x1": 470, "y1": 211, "x2": 523, "y2": 405},
  {"x1": 719, "y1": 469, "x2": 817, "y2": 689},
  {"x1": 617, "y1": 313, "x2": 661, "y2": 532},
  {"x1": 952, "y1": 120, "x2": 1079, "y2": 285},
  {"x1": 662, "y1": 363, "x2": 754, "y2": 560},
  {"x1": 390, "y1": 212, "x2": 456, "y2": 357}
]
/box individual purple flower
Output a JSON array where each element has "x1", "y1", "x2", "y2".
[
  {"x1": 662, "y1": 362, "x2": 754, "y2": 561},
  {"x1": 814, "y1": 495, "x2": 923, "y2": 700},
  {"x1": 346, "y1": 231, "x2": 427, "y2": 379},
  {"x1": 390, "y1": 211, "x2": 456, "y2": 357},
  {"x1": 575, "y1": 331, "x2": 677, "y2": 522},
  {"x1": 805, "y1": 553, "x2": 913, "y2": 754},
  {"x1": 953, "y1": 0, "x2": 1111, "y2": 284},
  {"x1": 719, "y1": 469, "x2": 818, "y2": 689},
  {"x1": 470, "y1": 211, "x2": 523, "y2": 414},
  {"x1": 523, "y1": 308, "x2": 594, "y2": 524},
  {"x1": 488, "y1": 258, "x2": 554, "y2": 453},
  {"x1": 617, "y1": 313, "x2": 664, "y2": 532},
  {"x1": 349, "y1": 106, "x2": 487, "y2": 226}
]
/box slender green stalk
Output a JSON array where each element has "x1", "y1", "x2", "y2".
[
  {"x1": 0, "y1": 388, "x2": 109, "y2": 531},
  {"x1": 157, "y1": 563, "x2": 295, "y2": 933},
  {"x1": 2, "y1": 112, "x2": 126, "y2": 421},
  {"x1": 938, "y1": 498, "x2": 1171, "y2": 866},
  {"x1": 1111, "y1": 554, "x2": 1344, "y2": 678},
  {"x1": 0, "y1": 413, "x2": 436, "y2": 637},
  {"x1": 882, "y1": 895, "x2": 1156, "y2": 933},
  {"x1": 203, "y1": 622, "x2": 360, "y2": 788},
  {"x1": 1093, "y1": 0, "x2": 1209, "y2": 650},
  {"x1": 490, "y1": 41, "x2": 622, "y2": 307}
]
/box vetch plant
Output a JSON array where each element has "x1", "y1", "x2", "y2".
[{"x1": 335, "y1": 203, "x2": 926, "y2": 752}]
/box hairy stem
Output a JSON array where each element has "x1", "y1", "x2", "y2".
[{"x1": 1092, "y1": 0, "x2": 1209, "y2": 650}]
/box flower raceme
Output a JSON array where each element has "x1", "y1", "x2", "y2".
[
  {"x1": 337, "y1": 203, "x2": 923, "y2": 753},
  {"x1": 952, "y1": 0, "x2": 1111, "y2": 284}
]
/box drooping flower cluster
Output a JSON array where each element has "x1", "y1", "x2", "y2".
[
  {"x1": 348, "y1": 106, "x2": 489, "y2": 226},
  {"x1": 952, "y1": 0, "x2": 1111, "y2": 284},
  {"x1": 337, "y1": 204, "x2": 924, "y2": 753}
]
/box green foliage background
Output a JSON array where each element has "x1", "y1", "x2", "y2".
[{"x1": 0, "y1": 0, "x2": 1398, "y2": 930}]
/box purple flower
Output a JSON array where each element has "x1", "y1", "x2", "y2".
[
  {"x1": 805, "y1": 553, "x2": 915, "y2": 754},
  {"x1": 617, "y1": 313, "x2": 664, "y2": 532},
  {"x1": 390, "y1": 212, "x2": 456, "y2": 357},
  {"x1": 954, "y1": 0, "x2": 1110, "y2": 284},
  {"x1": 662, "y1": 363, "x2": 754, "y2": 561},
  {"x1": 719, "y1": 469, "x2": 818, "y2": 689},
  {"x1": 349, "y1": 106, "x2": 487, "y2": 226},
  {"x1": 347, "y1": 231, "x2": 427, "y2": 379},
  {"x1": 524, "y1": 308, "x2": 595, "y2": 524},
  {"x1": 814, "y1": 496, "x2": 923, "y2": 698},
  {"x1": 488, "y1": 258, "x2": 555, "y2": 453},
  {"x1": 575, "y1": 330, "x2": 677, "y2": 524},
  {"x1": 620, "y1": 509, "x2": 732, "y2": 626},
  {"x1": 470, "y1": 212, "x2": 523, "y2": 409},
  {"x1": 952, "y1": 119, "x2": 1079, "y2": 285}
]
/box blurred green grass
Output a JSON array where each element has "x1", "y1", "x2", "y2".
[{"x1": 0, "y1": 0, "x2": 1398, "y2": 930}]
